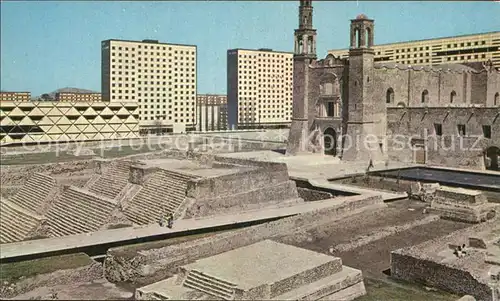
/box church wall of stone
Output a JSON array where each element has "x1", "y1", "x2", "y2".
[
  {"x1": 387, "y1": 107, "x2": 499, "y2": 169},
  {"x1": 439, "y1": 72, "x2": 469, "y2": 105},
  {"x1": 471, "y1": 72, "x2": 488, "y2": 105},
  {"x1": 487, "y1": 71, "x2": 500, "y2": 106},
  {"x1": 372, "y1": 68, "x2": 494, "y2": 108},
  {"x1": 373, "y1": 68, "x2": 410, "y2": 106}
]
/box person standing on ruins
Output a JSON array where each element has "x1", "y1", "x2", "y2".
[{"x1": 167, "y1": 213, "x2": 174, "y2": 229}]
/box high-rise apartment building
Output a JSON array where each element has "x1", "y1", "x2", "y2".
[
  {"x1": 0, "y1": 92, "x2": 31, "y2": 102},
  {"x1": 101, "y1": 39, "x2": 197, "y2": 133},
  {"x1": 328, "y1": 32, "x2": 500, "y2": 68},
  {"x1": 227, "y1": 48, "x2": 293, "y2": 130},
  {"x1": 196, "y1": 94, "x2": 228, "y2": 132}
]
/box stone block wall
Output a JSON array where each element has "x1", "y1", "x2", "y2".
[
  {"x1": 297, "y1": 187, "x2": 334, "y2": 201},
  {"x1": 391, "y1": 252, "x2": 491, "y2": 301},
  {"x1": 435, "y1": 187, "x2": 486, "y2": 205},
  {"x1": 186, "y1": 168, "x2": 289, "y2": 199},
  {"x1": 184, "y1": 180, "x2": 300, "y2": 218},
  {"x1": 269, "y1": 258, "x2": 342, "y2": 299}
]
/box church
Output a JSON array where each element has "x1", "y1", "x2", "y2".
[{"x1": 286, "y1": 0, "x2": 500, "y2": 170}]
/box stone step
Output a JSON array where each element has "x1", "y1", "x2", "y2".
[
  {"x1": 123, "y1": 171, "x2": 190, "y2": 225},
  {"x1": 47, "y1": 209, "x2": 96, "y2": 234},
  {"x1": 0, "y1": 200, "x2": 41, "y2": 243},
  {"x1": 46, "y1": 187, "x2": 116, "y2": 236},
  {"x1": 48, "y1": 203, "x2": 106, "y2": 229},
  {"x1": 272, "y1": 266, "x2": 364, "y2": 300},
  {"x1": 185, "y1": 271, "x2": 236, "y2": 294},
  {"x1": 9, "y1": 173, "x2": 56, "y2": 212},
  {"x1": 183, "y1": 279, "x2": 234, "y2": 300}
]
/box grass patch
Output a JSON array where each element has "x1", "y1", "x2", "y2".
[
  {"x1": 110, "y1": 229, "x2": 232, "y2": 259},
  {"x1": 0, "y1": 152, "x2": 93, "y2": 165},
  {"x1": 0, "y1": 253, "x2": 93, "y2": 283},
  {"x1": 358, "y1": 277, "x2": 459, "y2": 301}
]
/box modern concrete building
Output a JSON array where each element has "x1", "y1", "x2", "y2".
[
  {"x1": 227, "y1": 48, "x2": 293, "y2": 130},
  {"x1": 55, "y1": 92, "x2": 102, "y2": 102},
  {"x1": 0, "y1": 92, "x2": 31, "y2": 102},
  {"x1": 0, "y1": 101, "x2": 139, "y2": 145},
  {"x1": 328, "y1": 31, "x2": 500, "y2": 68},
  {"x1": 101, "y1": 39, "x2": 197, "y2": 133},
  {"x1": 196, "y1": 94, "x2": 228, "y2": 131}
]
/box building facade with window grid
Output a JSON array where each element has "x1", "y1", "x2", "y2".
[
  {"x1": 55, "y1": 92, "x2": 102, "y2": 102},
  {"x1": 196, "y1": 94, "x2": 228, "y2": 132},
  {"x1": 101, "y1": 39, "x2": 197, "y2": 132},
  {"x1": 0, "y1": 92, "x2": 31, "y2": 102},
  {"x1": 227, "y1": 48, "x2": 293, "y2": 130},
  {"x1": 328, "y1": 32, "x2": 500, "y2": 68}
]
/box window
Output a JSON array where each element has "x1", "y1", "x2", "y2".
[
  {"x1": 327, "y1": 102, "x2": 335, "y2": 117},
  {"x1": 457, "y1": 124, "x2": 466, "y2": 136},
  {"x1": 495, "y1": 92, "x2": 499, "y2": 106},
  {"x1": 386, "y1": 88, "x2": 394, "y2": 104},
  {"x1": 434, "y1": 123, "x2": 443, "y2": 136},
  {"x1": 450, "y1": 91, "x2": 456, "y2": 103},
  {"x1": 421, "y1": 90, "x2": 429, "y2": 103},
  {"x1": 482, "y1": 125, "x2": 492, "y2": 139}
]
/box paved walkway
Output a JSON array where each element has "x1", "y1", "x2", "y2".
[
  {"x1": 0, "y1": 195, "x2": 371, "y2": 260},
  {"x1": 308, "y1": 178, "x2": 408, "y2": 202},
  {"x1": 218, "y1": 151, "x2": 415, "y2": 180}
]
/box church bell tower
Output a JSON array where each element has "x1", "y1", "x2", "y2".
[
  {"x1": 343, "y1": 14, "x2": 387, "y2": 162},
  {"x1": 286, "y1": 0, "x2": 317, "y2": 155}
]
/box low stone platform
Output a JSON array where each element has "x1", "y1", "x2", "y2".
[
  {"x1": 425, "y1": 186, "x2": 498, "y2": 223},
  {"x1": 391, "y1": 217, "x2": 500, "y2": 301},
  {"x1": 136, "y1": 240, "x2": 366, "y2": 300},
  {"x1": 138, "y1": 158, "x2": 255, "y2": 178}
]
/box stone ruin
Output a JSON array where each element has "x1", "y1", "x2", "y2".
[
  {"x1": 424, "y1": 186, "x2": 498, "y2": 223},
  {"x1": 135, "y1": 240, "x2": 366, "y2": 300},
  {"x1": 391, "y1": 218, "x2": 500, "y2": 301},
  {"x1": 409, "y1": 182, "x2": 440, "y2": 202},
  {"x1": 0, "y1": 151, "x2": 304, "y2": 244}
]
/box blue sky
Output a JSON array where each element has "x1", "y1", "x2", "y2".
[{"x1": 1, "y1": 1, "x2": 499, "y2": 97}]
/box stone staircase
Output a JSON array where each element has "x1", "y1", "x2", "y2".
[
  {"x1": 46, "y1": 186, "x2": 118, "y2": 237},
  {"x1": 183, "y1": 269, "x2": 236, "y2": 300},
  {"x1": 124, "y1": 170, "x2": 196, "y2": 225},
  {"x1": 88, "y1": 163, "x2": 130, "y2": 199},
  {"x1": 9, "y1": 173, "x2": 57, "y2": 213},
  {"x1": 0, "y1": 198, "x2": 44, "y2": 244}
]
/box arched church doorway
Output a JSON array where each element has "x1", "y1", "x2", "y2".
[
  {"x1": 485, "y1": 146, "x2": 500, "y2": 171},
  {"x1": 324, "y1": 127, "x2": 337, "y2": 156}
]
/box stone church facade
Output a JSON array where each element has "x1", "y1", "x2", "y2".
[{"x1": 286, "y1": 0, "x2": 500, "y2": 170}]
